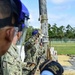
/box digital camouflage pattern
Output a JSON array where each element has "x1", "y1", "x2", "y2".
[
  {"x1": 30, "y1": 36, "x2": 46, "y2": 75},
  {"x1": 24, "y1": 35, "x2": 45, "y2": 64},
  {"x1": 2, "y1": 44, "x2": 35, "y2": 75},
  {"x1": 2, "y1": 44, "x2": 22, "y2": 75},
  {"x1": 24, "y1": 36, "x2": 39, "y2": 75},
  {"x1": 24, "y1": 37, "x2": 36, "y2": 63},
  {"x1": 35, "y1": 36, "x2": 46, "y2": 60}
]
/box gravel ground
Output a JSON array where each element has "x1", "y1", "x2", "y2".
[
  {"x1": 58, "y1": 55, "x2": 75, "y2": 75},
  {"x1": 35, "y1": 55, "x2": 75, "y2": 75}
]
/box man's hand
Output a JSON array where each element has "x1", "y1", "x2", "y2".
[{"x1": 39, "y1": 60, "x2": 64, "y2": 75}]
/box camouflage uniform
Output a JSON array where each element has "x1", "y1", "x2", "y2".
[
  {"x1": 2, "y1": 44, "x2": 22, "y2": 75},
  {"x1": 2, "y1": 44, "x2": 34, "y2": 75},
  {"x1": 23, "y1": 37, "x2": 37, "y2": 75},
  {"x1": 31, "y1": 37, "x2": 46, "y2": 74},
  {"x1": 24, "y1": 37, "x2": 36, "y2": 63},
  {"x1": 34, "y1": 37, "x2": 45, "y2": 64},
  {"x1": 24, "y1": 34, "x2": 45, "y2": 74}
]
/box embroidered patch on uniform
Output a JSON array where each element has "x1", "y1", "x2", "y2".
[{"x1": 49, "y1": 65, "x2": 59, "y2": 74}]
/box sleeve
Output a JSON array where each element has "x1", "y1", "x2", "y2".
[
  {"x1": 21, "y1": 62, "x2": 36, "y2": 71},
  {"x1": 2, "y1": 61, "x2": 14, "y2": 75},
  {"x1": 2, "y1": 49, "x2": 21, "y2": 75},
  {"x1": 2, "y1": 54, "x2": 16, "y2": 75},
  {"x1": 41, "y1": 70, "x2": 54, "y2": 75}
]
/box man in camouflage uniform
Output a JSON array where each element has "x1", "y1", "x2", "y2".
[
  {"x1": 33, "y1": 33, "x2": 45, "y2": 63},
  {"x1": 32, "y1": 33, "x2": 46, "y2": 74},
  {"x1": 24, "y1": 30, "x2": 39, "y2": 63},
  {"x1": 24, "y1": 30, "x2": 45, "y2": 75},
  {"x1": 2, "y1": 25, "x2": 35, "y2": 75},
  {"x1": 24, "y1": 29, "x2": 41, "y2": 75},
  {"x1": 2, "y1": 21, "x2": 36, "y2": 75},
  {"x1": 1, "y1": 22, "x2": 24, "y2": 75},
  {"x1": 0, "y1": 0, "x2": 22, "y2": 75},
  {"x1": 1, "y1": 3, "x2": 36, "y2": 75}
]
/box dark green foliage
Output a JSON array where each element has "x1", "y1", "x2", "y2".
[{"x1": 48, "y1": 23, "x2": 75, "y2": 39}]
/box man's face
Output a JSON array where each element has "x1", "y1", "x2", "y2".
[{"x1": 0, "y1": 18, "x2": 15, "y2": 56}]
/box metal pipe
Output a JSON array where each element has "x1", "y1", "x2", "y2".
[{"x1": 39, "y1": 0, "x2": 49, "y2": 57}]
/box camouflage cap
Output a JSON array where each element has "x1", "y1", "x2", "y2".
[{"x1": 32, "y1": 30, "x2": 38, "y2": 36}]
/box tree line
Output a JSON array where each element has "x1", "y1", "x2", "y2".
[
  {"x1": 25, "y1": 24, "x2": 75, "y2": 41},
  {"x1": 48, "y1": 23, "x2": 75, "y2": 39}
]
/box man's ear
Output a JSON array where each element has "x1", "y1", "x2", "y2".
[
  {"x1": 17, "y1": 32, "x2": 21, "y2": 40},
  {"x1": 5, "y1": 27, "x2": 15, "y2": 42}
]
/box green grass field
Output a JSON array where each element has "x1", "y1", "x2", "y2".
[{"x1": 50, "y1": 41, "x2": 75, "y2": 55}]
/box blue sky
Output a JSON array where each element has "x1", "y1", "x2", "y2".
[{"x1": 21, "y1": 0, "x2": 75, "y2": 28}]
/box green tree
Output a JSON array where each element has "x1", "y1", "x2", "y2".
[
  {"x1": 48, "y1": 23, "x2": 53, "y2": 38},
  {"x1": 72, "y1": 27, "x2": 75, "y2": 38},
  {"x1": 51, "y1": 23, "x2": 58, "y2": 38},
  {"x1": 25, "y1": 26, "x2": 34, "y2": 41},
  {"x1": 57, "y1": 26, "x2": 65, "y2": 39},
  {"x1": 65, "y1": 24, "x2": 74, "y2": 38}
]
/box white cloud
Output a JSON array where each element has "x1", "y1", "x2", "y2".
[
  {"x1": 28, "y1": 11, "x2": 40, "y2": 28},
  {"x1": 48, "y1": 13, "x2": 75, "y2": 27},
  {"x1": 67, "y1": 17, "x2": 75, "y2": 26},
  {"x1": 53, "y1": 5, "x2": 71, "y2": 10},
  {"x1": 48, "y1": 0, "x2": 72, "y2": 4},
  {"x1": 29, "y1": 11, "x2": 75, "y2": 28},
  {"x1": 29, "y1": 14, "x2": 34, "y2": 22},
  {"x1": 48, "y1": 13, "x2": 67, "y2": 22}
]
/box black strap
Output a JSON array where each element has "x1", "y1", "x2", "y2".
[{"x1": 0, "y1": 16, "x2": 12, "y2": 28}]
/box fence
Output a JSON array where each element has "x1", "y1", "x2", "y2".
[{"x1": 49, "y1": 38, "x2": 75, "y2": 43}]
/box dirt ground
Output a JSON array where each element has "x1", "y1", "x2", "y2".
[
  {"x1": 58, "y1": 55, "x2": 72, "y2": 66},
  {"x1": 35, "y1": 55, "x2": 75, "y2": 75},
  {"x1": 64, "y1": 70, "x2": 75, "y2": 75},
  {"x1": 58, "y1": 55, "x2": 75, "y2": 75}
]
